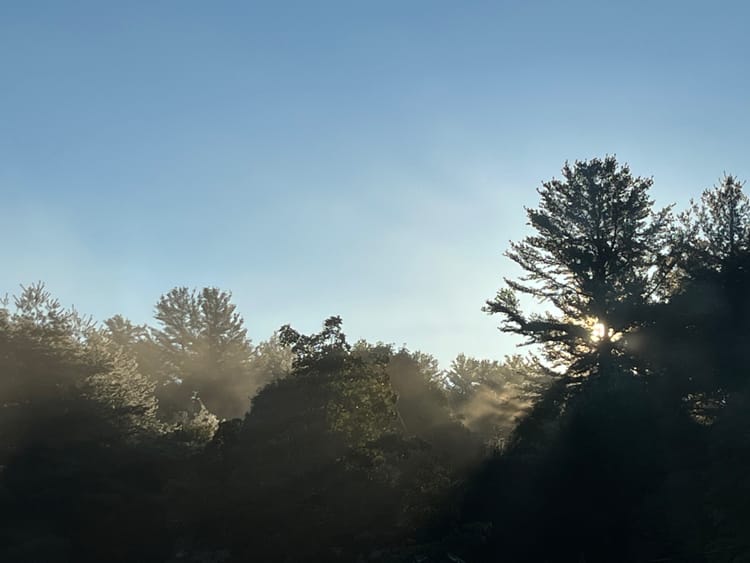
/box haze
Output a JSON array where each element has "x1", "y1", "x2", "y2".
[{"x1": 2, "y1": 1, "x2": 748, "y2": 365}]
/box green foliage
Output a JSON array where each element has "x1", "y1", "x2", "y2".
[
  {"x1": 276, "y1": 316, "x2": 399, "y2": 447},
  {"x1": 249, "y1": 331, "x2": 293, "y2": 382},
  {"x1": 278, "y1": 315, "x2": 350, "y2": 372},
  {"x1": 166, "y1": 319, "x2": 477, "y2": 561},
  {"x1": 151, "y1": 286, "x2": 255, "y2": 420}
]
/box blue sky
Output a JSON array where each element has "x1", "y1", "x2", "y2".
[{"x1": 1, "y1": 1, "x2": 748, "y2": 366}]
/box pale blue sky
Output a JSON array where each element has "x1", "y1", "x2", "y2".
[{"x1": 1, "y1": 1, "x2": 748, "y2": 366}]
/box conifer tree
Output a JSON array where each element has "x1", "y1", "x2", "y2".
[
  {"x1": 152, "y1": 287, "x2": 254, "y2": 419},
  {"x1": 683, "y1": 174, "x2": 750, "y2": 274},
  {"x1": 485, "y1": 156, "x2": 672, "y2": 374}
]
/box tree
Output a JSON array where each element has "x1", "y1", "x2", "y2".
[
  {"x1": 179, "y1": 320, "x2": 476, "y2": 562},
  {"x1": 0, "y1": 283, "x2": 163, "y2": 444},
  {"x1": 683, "y1": 174, "x2": 750, "y2": 273},
  {"x1": 0, "y1": 284, "x2": 172, "y2": 563},
  {"x1": 277, "y1": 316, "x2": 399, "y2": 445},
  {"x1": 485, "y1": 156, "x2": 672, "y2": 375},
  {"x1": 673, "y1": 174, "x2": 750, "y2": 390},
  {"x1": 104, "y1": 314, "x2": 165, "y2": 393},
  {"x1": 442, "y1": 354, "x2": 550, "y2": 442},
  {"x1": 151, "y1": 287, "x2": 254, "y2": 420},
  {"x1": 248, "y1": 331, "x2": 293, "y2": 384}
]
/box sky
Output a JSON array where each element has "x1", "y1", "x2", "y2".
[{"x1": 1, "y1": 1, "x2": 749, "y2": 367}]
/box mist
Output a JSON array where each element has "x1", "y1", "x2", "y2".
[
  {"x1": 5, "y1": 2, "x2": 750, "y2": 561},
  {"x1": 6, "y1": 170, "x2": 750, "y2": 560}
]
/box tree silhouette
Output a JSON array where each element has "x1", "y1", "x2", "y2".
[
  {"x1": 485, "y1": 156, "x2": 673, "y2": 375},
  {"x1": 673, "y1": 174, "x2": 750, "y2": 391},
  {"x1": 683, "y1": 174, "x2": 750, "y2": 273}
]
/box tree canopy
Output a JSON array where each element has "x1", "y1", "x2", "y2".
[
  {"x1": 4, "y1": 159, "x2": 750, "y2": 562},
  {"x1": 485, "y1": 156, "x2": 673, "y2": 375},
  {"x1": 150, "y1": 287, "x2": 254, "y2": 419}
]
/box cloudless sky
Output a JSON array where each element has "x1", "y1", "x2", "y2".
[{"x1": 2, "y1": 1, "x2": 748, "y2": 366}]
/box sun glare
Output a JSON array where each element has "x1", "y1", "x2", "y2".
[
  {"x1": 591, "y1": 322, "x2": 607, "y2": 342},
  {"x1": 590, "y1": 321, "x2": 622, "y2": 343},
  {"x1": 590, "y1": 320, "x2": 615, "y2": 341}
]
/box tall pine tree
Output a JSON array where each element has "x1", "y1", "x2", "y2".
[
  {"x1": 485, "y1": 156, "x2": 672, "y2": 375},
  {"x1": 152, "y1": 287, "x2": 254, "y2": 419}
]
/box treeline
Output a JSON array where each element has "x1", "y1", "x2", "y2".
[
  {"x1": 0, "y1": 285, "x2": 546, "y2": 562},
  {"x1": 2, "y1": 156, "x2": 750, "y2": 562}
]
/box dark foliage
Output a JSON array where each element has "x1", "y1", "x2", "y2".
[
  {"x1": 485, "y1": 156, "x2": 673, "y2": 375},
  {"x1": 3, "y1": 161, "x2": 750, "y2": 562}
]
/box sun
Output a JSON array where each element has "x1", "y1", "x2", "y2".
[
  {"x1": 590, "y1": 320, "x2": 622, "y2": 343},
  {"x1": 591, "y1": 322, "x2": 608, "y2": 342}
]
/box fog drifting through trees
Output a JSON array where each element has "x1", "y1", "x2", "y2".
[{"x1": 3, "y1": 158, "x2": 750, "y2": 562}]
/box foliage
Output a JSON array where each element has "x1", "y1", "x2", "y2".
[
  {"x1": 0, "y1": 284, "x2": 172, "y2": 562},
  {"x1": 485, "y1": 156, "x2": 673, "y2": 374},
  {"x1": 151, "y1": 287, "x2": 254, "y2": 420},
  {"x1": 443, "y1": 353, "x2": 551, "y2": 442},
  {"x1": 682, "y1": 174, "x2": 750, "y2": 274},
  {"x1": 276, "y1": 316, "x2": 399, "y2": 447},
  {"x1": 5, "y1": 158, "x2": 750, "y2": 562},
  {"x1": 167, "y1": 318, "x2": 479, "y2": 561}
]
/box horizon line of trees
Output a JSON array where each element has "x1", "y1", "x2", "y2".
[{"x1": 2, "y1": 156, "x2": 750, "y2": 562}]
